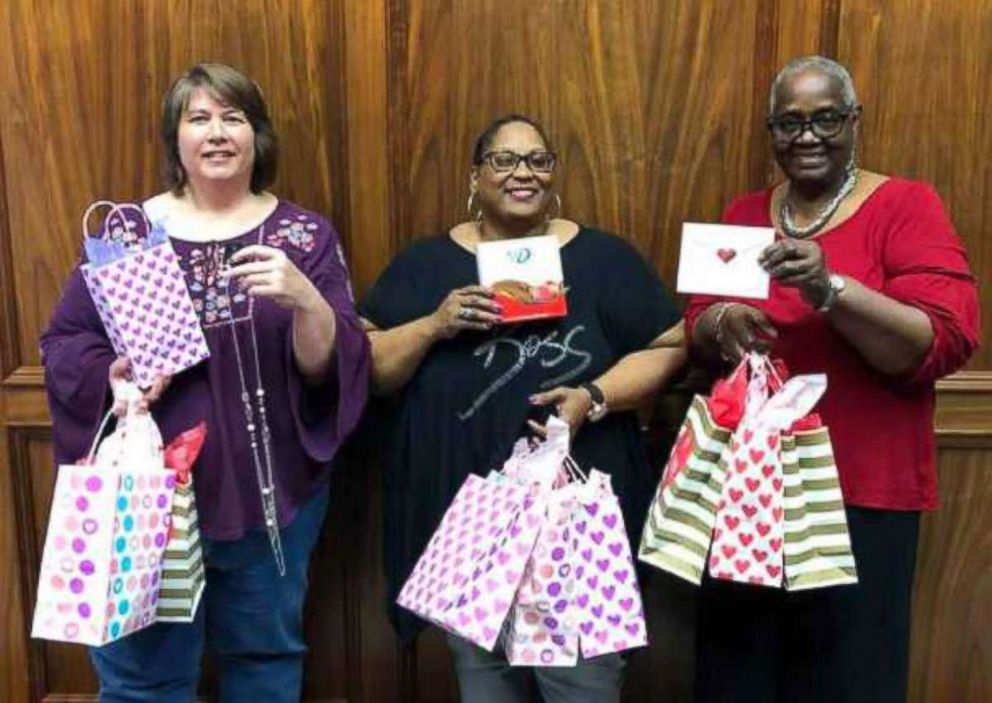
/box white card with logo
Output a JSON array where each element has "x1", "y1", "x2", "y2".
[
  {"x1": 477, "y1": 235, "x2": 567, "y2": 322},
  {"x1": 676, "y1": 223, "x2": 775, "y2": 299}
]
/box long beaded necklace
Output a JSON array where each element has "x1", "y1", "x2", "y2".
[
  {"x1": 220, "y1": 231, "x2": 286, "y2": 576},
  {"x1": 779, "y1": 166, "x2": 858, "y2": 239}
]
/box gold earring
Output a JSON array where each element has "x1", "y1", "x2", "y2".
[{"x1": 467, "y1": 191, "x2": 482, "y2": 222}]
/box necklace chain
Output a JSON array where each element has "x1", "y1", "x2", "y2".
[
  {"x1": 779, "y1": 168, "x2": 858, "y2": 239},
  {"x1": 223, "y1": 226, "x2": 286, "y2": 575}
]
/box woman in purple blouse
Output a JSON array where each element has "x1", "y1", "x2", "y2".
[{"x1": 40, "y1": 63, "x2": 369, "y2": 702}]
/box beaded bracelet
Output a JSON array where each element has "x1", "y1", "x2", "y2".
[{"x1": 711, "y1": 301, "x2": 737, "y2": 345}]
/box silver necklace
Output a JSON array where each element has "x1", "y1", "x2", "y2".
[
  {"x1": 779, "y1": 168, "x2": 858, "y2": 239},
  {"x1": 221, "y1": 231, "x2": 286, "y2": 575}
]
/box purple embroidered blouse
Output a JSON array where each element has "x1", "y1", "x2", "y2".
[{"x1": 41, "y1": 201, "x2": 370, "y2": 540}]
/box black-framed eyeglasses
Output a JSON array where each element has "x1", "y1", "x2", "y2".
[
  {"x1": 766, "y1": 109, "x2": 857, "y2": 141},
  {"x1": 480, "y1": 150, "x2": 557, "y2": 173}
]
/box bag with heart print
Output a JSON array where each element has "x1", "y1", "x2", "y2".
[
  {"x1": 80, "y1": 200, "x2": 210, "y2": 388},
  {"x1": 397, "y1": 418, "x2": 568, "y2": 650},
  {"x1": 571, "y1": 469, "x2": 648, "y2": 659},
  {"x1": 707, "y1": 355, "x2": 857, "y2": 590},
  {"x1": 638, "y1": 358, "x2": 748, "y2": 584},
  {"x1": 503, "y1": 437, "x2": 648, "y2": 665}
]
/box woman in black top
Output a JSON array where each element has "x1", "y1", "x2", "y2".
[{"x1": 360, "y1": 114, "x2": 685, "y2": 702}]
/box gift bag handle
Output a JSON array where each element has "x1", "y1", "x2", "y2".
[
  {"x1": 85, "y1": 408, "x2": 118, "y2": 463},
  {"x1": 81, "y1": 200, "x2": 153, "y2": 246}
]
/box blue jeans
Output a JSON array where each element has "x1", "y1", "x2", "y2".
[{"x1": 89, "y1": 486, "x2": 330, "y2": 703}]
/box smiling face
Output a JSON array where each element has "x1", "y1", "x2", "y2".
[
  {"x1": 471, "y1": 121, "x2": 555, "y2": 229},
  {"x1": 769, "y1": 69, "x2": 858, "y2": 188},
  {"x1": 177, "y1": 87, "x2": 256, "y2": 192}
]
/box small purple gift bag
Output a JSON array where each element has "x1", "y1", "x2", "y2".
[
  {"x1": 573, "y1": 470, "x2": 648, "y2": 658},
  {"x1": 80, "y1": 200, "x2": 209, "y2": 387},
  {"x1": 396, "y1": 473, "x2": 531, "y2": 630}
]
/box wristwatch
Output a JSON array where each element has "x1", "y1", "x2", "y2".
[
  {"x1": 581, "y1": 382, "x2": 609, "y2": 422},
  {"x1": 817, "y1": 273, "x2": 847, "y2": 313}
]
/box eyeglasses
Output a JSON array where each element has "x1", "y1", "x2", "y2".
[
  {"x1": 766, "y1": 109, "x2": 856, "y2": 141},
  {"x1": 480, "y1": 150, "x2": 557, "y2": 173}
]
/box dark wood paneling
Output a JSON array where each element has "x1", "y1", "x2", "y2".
[
  {"x1": 837, "y1": 0, "x2": 992, "y2": 369},
  {"x1": 910, "y1": 447, "x2": 992, "y2": 703}
]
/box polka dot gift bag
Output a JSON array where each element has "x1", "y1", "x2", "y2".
[{"x1": 31, "y1": 382, "x2": 177, "y2": 646}]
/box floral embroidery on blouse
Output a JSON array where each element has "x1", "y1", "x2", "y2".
[
  {"x1": 266, "y1": 214, "x2": 319, "y2": 253},
  {"x1": 181, "y1": 244, "x2": 251, "y2": 328}
]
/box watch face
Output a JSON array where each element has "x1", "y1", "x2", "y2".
[{"x1": 588, "y1": 402, "x2": 608, "y2": 422}]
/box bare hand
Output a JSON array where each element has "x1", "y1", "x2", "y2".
[
  {"x1": 715, "y1": 304, "x2": 778, "y2": 362},
  {"x1": 759, "y1": 238, "x2": 830, "y2": 307},
  {"x1": 430, "y1": 286, "x2": 502, "y2": 339},
  {"x1": 528, "y1": 386, "x2": 593, "y2": 438},
  {"x1": 227, "y1": 245, "x2": 322, "y2": 311},
  {"x1": 108, "y1": 357, "x2": 171, "y2": 415}
]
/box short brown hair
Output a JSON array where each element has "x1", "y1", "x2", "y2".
[{"x1": 160, "y1": 63, "x2": 278, "y2": 195}]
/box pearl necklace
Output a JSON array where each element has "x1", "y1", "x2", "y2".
[
  {"x1": 779, "y1": 168, "x2": 858, "y2": 239},
  {"x1": 221, "y1": 231, "x2": 286, "y2": 576}
]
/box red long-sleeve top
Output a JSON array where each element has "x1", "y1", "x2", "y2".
[{"x1": 685, "y1": 178, "x2": 980, "y2": 510}]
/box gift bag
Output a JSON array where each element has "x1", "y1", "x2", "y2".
[
  {"x1": 504, "y1": 481, "x2": 581, "y2": 667},
  {"x1": 438, "y1": 489, "x2": 547, "y2": 650},
  {"x1": 80, "y1": 200, "x2": 210, "y2": 387},
  {"x1": 396, "y1": 473, "x2": 530, "y2": 631},
  {"x1": 574, "y1": 470, "x2": 648, "y2": 658},
  {"x1": 709, "y1": 357, "x2": 850, "y2": 588},
  {"x1": 400, "y1": 418, "x2": 573, "y2": 650},
  {"x1": 156, "y1": 423, "x2": 207, "y2": 622},
  {"x1": 32, "y1": 391, "x2": 176, "y2": 646},
  {"x1": 638, "y1": 361, "x2": 746, "y2": 584},
  {"x1": 781, "y1": 421, "x2": 858, "y2": 590}
]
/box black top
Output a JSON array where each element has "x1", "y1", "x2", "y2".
[{"x1": 360, "y1": 227, "x2": 681, "y2": 641}]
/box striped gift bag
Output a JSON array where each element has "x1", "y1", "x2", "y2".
[
  {"x1": 781, "y1": 427, "x2": 858, "y2": 591},
  {"x1": 155, "y1": 423, "x2": 206, "y2": 622},
  {"x1": 155, "y1": 479, "x2": 204, "y2": 621},
  {"x1": 638, "y1": 396, "x2": 733, "y2": 584}
]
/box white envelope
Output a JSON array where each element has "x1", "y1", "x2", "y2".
[{"x1": 676, "y1": 223, "x2": 775, "y2": 299}]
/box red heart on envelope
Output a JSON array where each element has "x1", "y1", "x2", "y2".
[{"x1": 716, "y1": 248, "x2": 737, "y2": 263}]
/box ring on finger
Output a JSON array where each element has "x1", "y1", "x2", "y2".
[{"x1": 458, "y1": 307, "x2": 473, "y2": 321}]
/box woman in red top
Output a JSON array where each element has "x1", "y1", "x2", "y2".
[{"x1": 686, "y1": 56, "x2": 979, "y2": 702}]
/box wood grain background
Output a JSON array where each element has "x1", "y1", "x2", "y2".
[{"x1": 0, "y1": 1, "x2": 987, "y2": 701}]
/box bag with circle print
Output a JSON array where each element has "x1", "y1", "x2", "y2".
[{"x1": 31, "y1": 383, "x2": 177, "y2": 646}]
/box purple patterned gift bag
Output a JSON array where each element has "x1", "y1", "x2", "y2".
[
  {"x1": 573, "y1": 470, "x2": 648, "y2": 658},
  {"x1": 80, "y1": 201, "x2": 209, "y2": 388},
  {"x1": 504, "y1": 484, "x2": 581, "y2": 666},
  {"x1": 32, "y1": 399, "x2": 176, "y2": 646},
  {"x1": 437, "y1": 489, "x2": 546, "y2": 650},
  {"x1": 396, "y1": 473, "x2": 528, "y2": 627}
]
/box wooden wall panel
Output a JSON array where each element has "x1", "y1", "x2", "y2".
[
  {"x1": 910, "y1": 447, "x2": 992, "y2": 703},
  {"x1": 837, "y1": 0, "x2": 992, "y2": 369},
  {"x1": 0, "y1": 1, "x2": 989, "y2": 702}
]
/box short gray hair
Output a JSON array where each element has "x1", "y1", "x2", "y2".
[{"x1": 769, "y1": 55, "x2": 858, "y2": 114}]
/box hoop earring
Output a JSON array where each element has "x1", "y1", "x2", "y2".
[
  {"x1": 466, "y1": 191, "x2": 482, "y2": 222},
  {"x1": 550, "y1": 192, "x2": 562, "y2": 220}
]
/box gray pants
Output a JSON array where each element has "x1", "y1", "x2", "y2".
[{"x1": 446, "y1": 633, "x2": 625, "y2": 703}]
